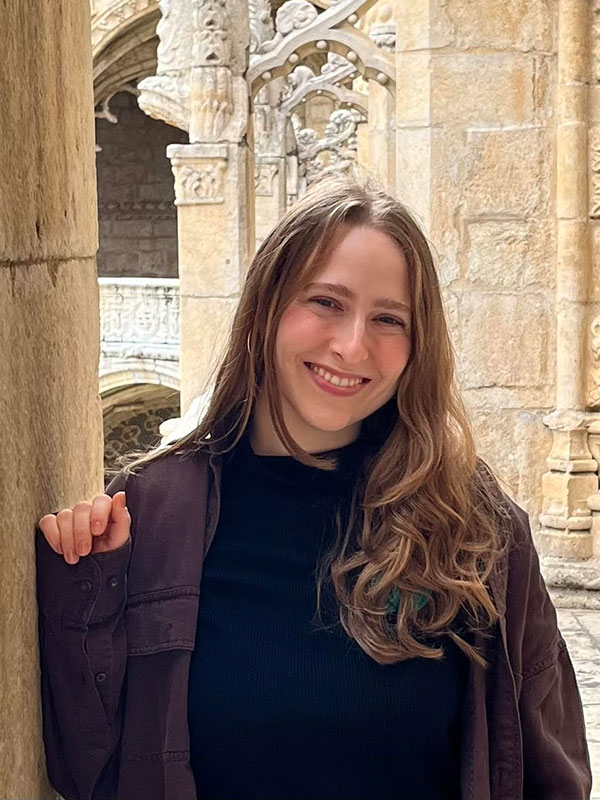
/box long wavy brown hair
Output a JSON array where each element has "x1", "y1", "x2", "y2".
[{"x1": 114, "y1": 173, "x2": 512, "y2": 667}]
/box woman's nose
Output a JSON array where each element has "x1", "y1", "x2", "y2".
[{"x1": 330, "y1": 318, "x2": 369, "y2": 363}]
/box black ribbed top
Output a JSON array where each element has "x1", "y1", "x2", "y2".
[{"x1": 188, "y1": 431, "x2": 468, "y2": 800}]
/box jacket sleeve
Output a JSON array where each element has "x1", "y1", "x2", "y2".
[
  {"x1": 506, "y1": 503, "x2": 593, "y2": 799},
  {"x1": 35, "y1": 470, "x2": 133, "y2": 800}
]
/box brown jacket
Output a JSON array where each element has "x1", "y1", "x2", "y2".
[{"x1": 35, "y1": 449, "x2": 592, "y2": 800}]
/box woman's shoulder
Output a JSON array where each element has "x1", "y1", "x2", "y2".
[{"x1": 105, "y1": 448, "x2": 210, "y2": 503}]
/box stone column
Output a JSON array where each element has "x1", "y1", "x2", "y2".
[
  {"x1": 364, "y1": 2, "x2": 396, "y2": 191},
  {"x1": 0, "y1": 0, "x2": 101, "y2": 796},
  {"x1": 167, "y1": 139, "x2": 254, "y2": 413},
  {"x1": 139, "y1": 0, "x2": 254, "y2": 415},
  {"x1": 539, "y1": 0, "x2": 596, "y2": 562},
  {"x1": 367, "y1": 77, "x2": 395, "y2": 191},
  {"x1": 254, "y1": 79, "x2": 287, "y2": 249}
]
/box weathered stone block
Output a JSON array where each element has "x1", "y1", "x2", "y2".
[
  {"x1": 395, "y1": 52, "x2": 433, "y2": 126},
  {"x1": 458, "y1": 292, "x2": 550, "y2": 388},
  {"x1": 432, "y1": 54, "x2": 535, "y2": 126},
  {"x1": 465, "y1": 219, "x2": 555, "y2": 289},
  {"x1": 394, "y1": 0, "x2": 454, "y2": 51},
  {"x1": 446, "y1": 0, "x2": 554, "y2": 51},
  {"x1": 463, "y1": 128, "x2": 551, "y2": 217}
]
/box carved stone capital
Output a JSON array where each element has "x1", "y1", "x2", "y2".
[{"x1": 167, "y1": 143, "x2": 229, "y2": 205}]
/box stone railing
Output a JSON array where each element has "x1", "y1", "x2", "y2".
[{"x1": 99, "y1": 277, "x2": 180, "y2": 361}]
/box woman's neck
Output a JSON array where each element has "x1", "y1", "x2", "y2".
[{"x1": 249, "y1": 392, "x2": 361, "y2": 456}]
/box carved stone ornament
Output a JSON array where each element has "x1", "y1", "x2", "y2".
[
  {"x1": 91, "y1": 0, "x2": 156, "y2": 55},
  {"x1": 589, "y1": 314, "x2": 600, "y2": 407},
  {"x1": 99, "y1": 279, "x2": 181, "y2": 351},
  {"x1": 542, "y1": 409, "x2": 589, "y2": 433},
  {"x1": 281, "y1": 52, "x2": 365, "y2": 115},
  {"x1": 294, "y1": 106, "x2": 361, "y2": 185},
  {"x1": 590, "y1": 126, "x2": 600, "y2": 219},
  {"x1": 155, "y1": 0, "x2": 194, "y2": 74},
  {"x1": 593, "y1": 0, "x2": 600, "y2": 83},
  {"x1": 357, "y1": 1, "x2": 396, "y2": 50},
  {"x1": 171, "y1": 159, "x2": 228, "y2": 204},
  {"x1": 255, "y1": 161, "x2": 280, "y2": 195},
  {"x1": 191, "y1": 66, "x2": 234, "y2": 140},
  {"x1": 247, "y1": 0, "x2": 393, "y2": 93},
  {"x1": 257, "y1": 0, "x2": 319, "y2": 54},
  {"x1": 254, "y1": 81, "x2": 287, "y2": 155},
  {"x1": 193, "y1": 0, "x2": 231, "y2": 66},
  {"x1": 249, "y1": 0, "x2": 275, "y2": 54},
  {"x1": 137, "y1": 75, "x2": 191, "y2": 131}
]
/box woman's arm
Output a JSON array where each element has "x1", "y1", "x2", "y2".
[
  {"x1": 35, "y1": 471, "x2": 131, "y2": 800},
  {"x1": 506, "y1": 502, "x2": 593, "y2": 798}
]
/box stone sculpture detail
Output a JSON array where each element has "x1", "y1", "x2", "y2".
[{"x1": 293, "y1": 107, "x2": 362, "y2": 185}]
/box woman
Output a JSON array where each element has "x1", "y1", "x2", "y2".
[{"x1": 36, "y1": 174, "x2": 592, "y2": 800}]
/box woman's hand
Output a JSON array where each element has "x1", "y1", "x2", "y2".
[{"x1": 37, "y1": 492, "x2": 131, "y2": 564}]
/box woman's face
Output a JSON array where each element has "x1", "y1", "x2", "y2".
[{"x1": 271, "y1": 224, "x2": 412, "y2": 452}]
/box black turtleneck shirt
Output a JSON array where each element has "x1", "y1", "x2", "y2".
[{"x1": 188, "y1": 432, "x2": 468, "y2": 800}]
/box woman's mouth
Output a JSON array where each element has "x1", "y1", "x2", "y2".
[{"x1": 304, "y1": 362, "x2": 370, "y2": 397}]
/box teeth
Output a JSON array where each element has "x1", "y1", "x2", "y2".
[{"x1": 309, "y1": 363, "x2": 363, "y2": 388}]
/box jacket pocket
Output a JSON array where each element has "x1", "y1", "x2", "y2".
[{"x1": 125, "y1": 589, "x2": 200, "y2": 656}]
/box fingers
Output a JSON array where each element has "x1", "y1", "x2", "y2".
[
  {"x1": 72, "y1": 501, "x2": 92, "y2": 557},
  {"x1": 38, "y1": 514, "x2": 62, "y2": 556},
  {"x1": 56, "y1": 508, "x2": 78, "y2": 564},
  {"x1": 110, "y1": 492, "x2": 130, "y2": 532},
  {"x1": 90, "y1": 494, "x2": 113, "y2": 537}
]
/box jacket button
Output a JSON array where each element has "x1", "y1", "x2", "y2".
[
  {"x1": 95, "y1": 672, "x2": 107, "y2": 683},
  {"x1": 79, "y1": 580, "x2": 92, "y2": 592},
  {"x1": 108, "y1": 575, "x2": 118, "y2": 588}
]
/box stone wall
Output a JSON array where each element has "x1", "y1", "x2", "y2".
[
  {"x1": 394, "y1": 0, "x2": 558, "y2": 524},
  {"x1": 96, "y1": 90, "x2": 187, "y2": 278}
]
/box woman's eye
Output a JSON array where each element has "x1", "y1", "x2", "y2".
[
  {"x1": 378, "y1": 316, "x2": 405, "y2": 327},
  {"x1": 311, "y1": 297, "x2": 339, "y2": 310}
]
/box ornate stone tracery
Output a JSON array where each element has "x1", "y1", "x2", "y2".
[
  {"x1": 293, "y1": 106, "x2": 362, "y2": 185},
  {"x1": 248, "y1": 0, "x2": 393, "y2": 93}
]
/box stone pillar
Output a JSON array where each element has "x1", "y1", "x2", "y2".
[
  {"x1": 362, "y1": 1, "x2": 396, "y2": 191},
  {"x1": 167, "y1": 140, "x2": 254, "y2": 413},
  {"x1": 367, "y1": 77, "x2": 395, "y2": 191},
  {"x1": 254, "y1": 79, "x2": 287, "y2": 249},
  {"x1": 0, "y1": 0, "x2": 101, "y2": 796},
  {"x1": 539, "y1": 0, "x2": 596, "y2": 561},
  {"x1": 139, "y1": 0, "x2": 254, "y2": 415}
]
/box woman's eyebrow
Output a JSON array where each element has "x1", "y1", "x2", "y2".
[{"x1": 304, "y1": 282, "x2": 411, "y2": 313}]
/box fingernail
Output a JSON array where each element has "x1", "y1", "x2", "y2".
[{"x1": 93, "y1": 521, "x2": 102, "y2": 533}]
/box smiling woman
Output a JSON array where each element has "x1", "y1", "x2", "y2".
[{"x1": 36, "y1": 173, "x2": 592, "y2": 800}]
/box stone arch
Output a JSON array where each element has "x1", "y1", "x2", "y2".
[
  {"x1": 100, "y1": 371, "x2": 180, "y2": 475},
  {"x1": 248, "y1": 12, "x2": 394, "y2": 98},
  {"x1": 92, "y1": 0, "x2": 159, "y2": 59},
  {"x1": 93, "y1": 4, "x2": 160, "y2": 103}
]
